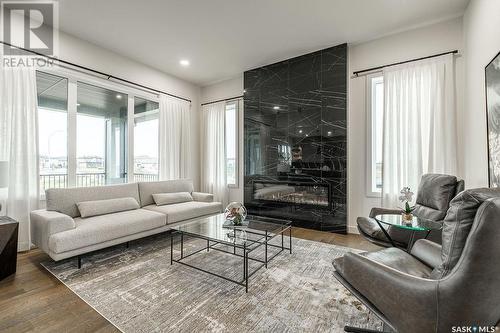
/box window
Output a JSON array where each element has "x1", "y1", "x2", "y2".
[
  {"x1": 77, "y1": 82, "x2": 128, "y2": 186},
  {"x1": 37, "y1": 72, "x2": 68, "y2": 193},
  {"x1": 36, "y1": 69, "x2": 160, "y2": 195},
  {"x1": 133, "y1": 97, "x2": 159, "y2": 182},
  {"x1": 225, "y1": 102, "x2": 238, "y2": 186},
  {"x1": 367, "y1": 75, "x2": 384, "y2": 196}
]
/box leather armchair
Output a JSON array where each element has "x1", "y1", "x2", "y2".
[
  {"x1": 357, "y1": 174, "x2": 464, "y2": 248},
  {"x1": 334, "y1": 188, "x2": 500, "y2": 333}
]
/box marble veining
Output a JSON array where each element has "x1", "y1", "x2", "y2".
[{"x1": 244, "y1": 43, "x2": 347, "y2": 232}]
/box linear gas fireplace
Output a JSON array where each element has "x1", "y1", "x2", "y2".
[{"x1": 253, "y1": 181, "x2": 330, "y2": 208}]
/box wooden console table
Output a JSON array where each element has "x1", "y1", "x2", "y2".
[{"x1": 0, "y1": 216, "x2": 18, "y2": 281}]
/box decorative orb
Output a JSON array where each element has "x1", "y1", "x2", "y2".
[{"x1": 224, "y1": 202, "x2": 247, "y2": 222}]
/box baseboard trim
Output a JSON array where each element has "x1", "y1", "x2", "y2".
[
  {"x1": 347, "y1": 226, "x2": 359, "y2": 235},
  {"x1": 17, "y1": 241, "x2": 31, "y2": 252}
]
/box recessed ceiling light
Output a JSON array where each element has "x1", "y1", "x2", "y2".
[
  {"x1": 298, "y1": 129, "x2": 303, "y2": 134},
  {"x1": 327, "y1": 131, "x2": 332, "y2": 136},
  {"x1": 116, "y1": 94, "x2": 122, "y2": 99},
  {"x1": 180, "y1": 59, "x2": 190, "y2": 67},
  {"x1": 273, "y1": 106, "x2": 280, "y2": 110},
  {"x1": 305, "y1": 134, "x2": 309, "y2": 137}
]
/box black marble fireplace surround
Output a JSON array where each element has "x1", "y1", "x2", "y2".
[{"x1": 244, "y1": 43, "x2": 347, "y2": 233}]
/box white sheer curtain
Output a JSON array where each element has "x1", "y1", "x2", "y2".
[
  {"x1": 201, "y1": 102, "x2": 228, "y2": 206},
  {"x1": 0, "y1": 57, "x2": 39, "y2": 251},
  {"x1": 382, "y1": 54, "x2": 457, "y2": 207},
  {"x1": 159, "y1": 95, "x2": 191, "y2": 180}
]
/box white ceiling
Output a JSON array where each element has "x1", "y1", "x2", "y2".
[{"x1": 58, "y1": 0, "x2": 469, "y2": 86}]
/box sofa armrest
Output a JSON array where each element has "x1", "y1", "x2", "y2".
[
  {"x1": 410, "y1": 239, "x2": 442, "y2": 269},
  {"x1": 340, "y1": 252, "x2": 438, "y2": 332},
  {"x1": 192, "y1": 192, "x2": 214, "y2": 203},
  {"x1": 31, "y1": 209, "x2": 75, "y2": 253},
  {"x1": 369, "y1": 207, "x2": 403, "y2": 218}
]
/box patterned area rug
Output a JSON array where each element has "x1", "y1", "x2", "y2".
[{"x1": 42, "y1": 233, "x2": 381, "y2": 332}]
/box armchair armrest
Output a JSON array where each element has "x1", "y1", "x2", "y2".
[
  {"x1": 192, "y1": 192, "x2": 214, "y2": 203},
  {"x1": 369, "y1": 207, "x2": 403, "y2": 218},
  {"x1": 341, "y1": 252, "x2": 438, "y2": 332},
  {"x1": 410, "y1": 239, "x2": 442, "y2": 269},
  {"x1": 30, "y1": 209, "x2": 75, "y2": 253}
]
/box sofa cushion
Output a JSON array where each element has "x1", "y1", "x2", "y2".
[
  {"x1": 143, "y1": 201, "x2": 222, "y2": 224},
  {"x1": 431, "y1": 188, "x2": 500, "y2": 279},
  {"x1": 77, "y1": 197, "x2": 140, "y2": 218},
  {"x1": 153, "y1": 192, "x2": 193, "y2": 206},
  {"x1": 48, "y1": 209, "x2": 166, "y2": 254},
  {"x1": 192, "y1": 192, "x2": 214, "y2": 203},
  {"x1": 46, "y1": 183, "x2": 140, "y2": 218},
  {"x1": 138, "y1": 179, "x2": 194, "y2": 207}
]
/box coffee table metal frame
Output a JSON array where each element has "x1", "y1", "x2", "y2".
[{"x1": 170, "y1": 219, "x2": 292, "y2": 293}]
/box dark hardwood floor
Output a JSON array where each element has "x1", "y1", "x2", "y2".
[{"x1": 0, "y1": 228, "x2": 380, "y2": 333}]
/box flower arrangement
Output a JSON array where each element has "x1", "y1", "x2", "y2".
[
  {"x1": 224, "y1": 202, "x2": 247, "y2": 226},
  {"x1": 399, "y1": 187, "x2": 415, "y2": 222},
  {"x1": 228, "y1": 207, "x2": 243, "y2": 226}
]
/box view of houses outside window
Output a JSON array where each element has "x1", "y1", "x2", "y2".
[
  {"x1": 37, "y1": 71, "x2": 69, "y2": 192},
  {"x1": 133, "y1": 97, "x2": 159, "y2": 182}
]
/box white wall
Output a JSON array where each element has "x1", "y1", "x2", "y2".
[
  {"x1": 57, "y1": 31, "x2": 202, "y2": 189},
  {"x1": 200, "y1": 76, "x2": 244, "y2": 202},
  {"x1": 348, "y1": 18, "x2": 464, "y2": 233},
  {"x1": 463, "y1": 0, "x2": 500, "y2": 188},
  {"x1": 201, "y1": 76, "x2": 243, "y2": 104}
]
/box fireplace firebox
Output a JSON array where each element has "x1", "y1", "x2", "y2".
[{"x1": 253, "y1": 181, "x2": 330, "y2": 208}]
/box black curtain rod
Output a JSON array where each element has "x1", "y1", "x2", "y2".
[
  {"x1": 0, "y1": 41, "x2": 192, "y2": 103},
  {"x1": 201, "y1": 95, "x2": 243, "y2": 106},
  {"x1": 352, "y1": 50, "x2": 459, "y2": 77}
]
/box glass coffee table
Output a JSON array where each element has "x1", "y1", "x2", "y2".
[
  {"x1": 374, "y1": 214, "x2": 442, "y2": 251},
  {"x1": 170, "y1": 214, "x2": 292, "y2": 293}
]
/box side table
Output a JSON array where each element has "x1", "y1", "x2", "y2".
[
  {"x1": 374, "y1": 214, "x2": 442, "y2": 252},
  {"x1": 0, "y1": 216, "x2": 19, "y2": 281}
]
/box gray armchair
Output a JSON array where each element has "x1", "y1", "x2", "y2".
[
  {"x1": 357, "y1": 173, "x2": 464, "y2": 248},
  {"x1": 333, "y1": 188, "x2": 500, "y2": 333}
]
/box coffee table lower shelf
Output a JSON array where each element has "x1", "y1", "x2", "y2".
[{"x1": 170, "y1": 226, "x2": 292, "y2": 293}]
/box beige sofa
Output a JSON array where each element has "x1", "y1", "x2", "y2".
[{"x1": 31, "y1": 179, "x2": 222, "y2": 262}]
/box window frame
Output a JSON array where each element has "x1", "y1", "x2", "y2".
[
  {"x1": 225, "y1": 100, "x2": 239, "y2": 188},
  {"x1": 366, "y1": 74, "x2": 384, "y2": 198},
  {"x1": 37, "y1": 66, "x2": 160, "y2": 197}
]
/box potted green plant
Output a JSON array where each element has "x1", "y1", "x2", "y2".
[{"x1": 399, "y1": 187, "x2": 415, "y2": 223}]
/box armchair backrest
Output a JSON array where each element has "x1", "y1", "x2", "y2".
[
  {"x1": 431, "y1": 187, "x2": 500, "y2": 278},
  {"x1": 412, "y1": 173, "x2": 462, "y2": 221},
  {"x1": 436, "y1": 195, "x2": 500, "y2": 330}
]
